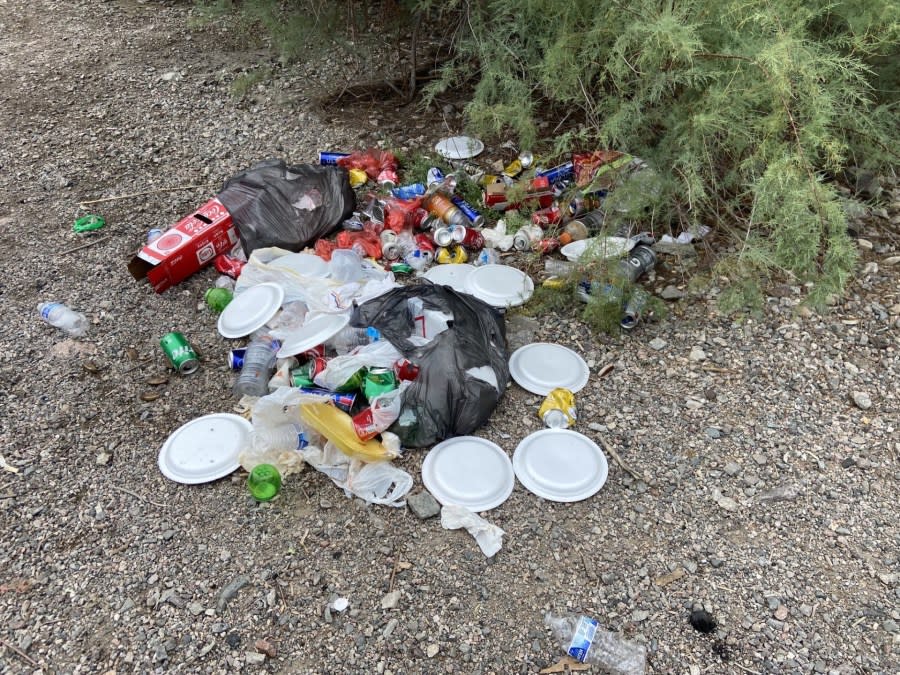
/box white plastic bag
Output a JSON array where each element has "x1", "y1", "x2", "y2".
[
  {"x1": 440, "y1": 505, "x2": 505, "y2": 557},
  {"x1": 301, "y1": 441, "x2": 412, "y2": 508},
  {"x1": 313, "y1": 340, "x2": 403, "y2": 391}
]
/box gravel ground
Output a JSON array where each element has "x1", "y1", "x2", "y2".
[{"x1": 1, "y1": 1, "x2": 898, "y2": 673}]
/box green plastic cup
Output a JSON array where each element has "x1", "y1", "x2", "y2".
[
  {"x1": 204, "y1": 287, "x2": 233, "y2": 313},
  {"x1": 248, "y1": 464, "x2": 282, "y2": 502}
]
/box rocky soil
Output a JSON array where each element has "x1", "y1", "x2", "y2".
[{"x1": 0, "y1": 1, "x2": 898, "y2": 673}]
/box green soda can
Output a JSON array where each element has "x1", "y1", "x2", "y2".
[
  {"x1": 204, "y1": 287, "x2": 233, "y2": 313},
  {"x1": 336, "y1": 368, "x2": 367, "y2": 393},
  {"x1": 248, "y1": 464, "x2": 282, "y2": 502},
  {"x1": 363, "y1": 367, "x2": 398, "y2": 401},
  {"x1": 160, "y1": 331, "x2": 200, "y2": 375}
]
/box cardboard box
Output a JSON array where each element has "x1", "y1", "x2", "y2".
[
  {"x1": 128, "y1": 198, "x2": 238, "y2": 293},
  {"x1": 482, "y1": 176, "x2": 554, "y2": 211}
]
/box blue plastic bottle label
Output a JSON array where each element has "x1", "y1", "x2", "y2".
[
  {"x1": 567, "y1": 616, "x2": 598, "y2": 663},
  {"x1": 40, "y1": 303, "x2": 61, "y2": 320}
]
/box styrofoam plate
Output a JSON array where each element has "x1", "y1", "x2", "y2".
[
  {"x1": 513, "y1": 429, "x2": 608, "y2": 502},
  {"x1": 561, "y1": 236, "x2": 632, "y2": 261},
  {"x1": 508, "y1": 343, "x2": 590, "y2": 395},
  {"x1": 276, "y1": 313, "x2": 350, "y2": 359},
  {"x1": 422, "y1": 436, "x2": 514, "y2": 512},
  {"x1": 158, "y1": 413, "x2": 251, "y2": 484},
  {"x1": 422, "y1": 263, "x2": 475, "y2": 292},
  {"x1": 464, "y1": 264, "x2": 534, "y2": 308},
  {"x1": 217, "y1": 282, "x2": 284, "y2": 339}
]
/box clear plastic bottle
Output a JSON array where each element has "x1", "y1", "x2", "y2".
[
  {"x1": 250, "y1": 423, "x2": 309, "y2": 453},
  {"x1": 233, "y1": 334, "x2": 280, "y2": 398},
  {"x1": 544, "y1": 259, "x2": 577, "y2": 276},
  {"x1": 545, "y1": 614, "x2": 646, "y2": 675},
  {"x1": 37, "y1": 302, "x2": 88, "y2": 337},
  {"x1": 328, "y1": 325, "x2": 381, "y2": 355}
]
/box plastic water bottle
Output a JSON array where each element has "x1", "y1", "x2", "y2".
[
  {"x1": 37, "y1": 302, "x2": 88, "y2": 337},
  {"x1": 233, "y1": 335, "x2": 280, "y2": 398},
  {"x1": 250, "y1": 423, "x2": 309, "y2": 453},
  {"x1": 329, "y1": 325, "x2": 381, "y2": 355},
  {"x1": 545, "y1": 614, "x2": 646, "y2": 675},
  {"x1": 544, "y1": 259, "x2": 577, "y2": 276}
]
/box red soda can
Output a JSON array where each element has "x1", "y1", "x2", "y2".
[
  {"x1": 452, "y1": 226, "x2": 485, "y2": 250},
  {"x1": 301, "y1": 344, "x2": 325, "y2": 361},
  {"x1": 394, "y1": 358, "x2": 419, "y2": 381},
  {"x1": 377, "y1": 168, "x2": 399, "y2": 188},
  {"x1": 414, "y1": 233, "x2": 436, "y2": 255},
  {"x1": 532, "y1": 205, "x2": 562, "y2": 227},
  {"x1": 351, "y1": 407, "x2": 379, "y2": 441},
  {"x1": 214, "y1": 254, "x2": 245, "y2": 279},
  {"x1": 534, "y1": 238, "x2": 561, "y2": 254}
]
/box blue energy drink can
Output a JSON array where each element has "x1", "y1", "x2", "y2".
[
  {"x1": 536, "y1": 161, "x2": 575, "y2": 184},
  {"x1": 318, "y1": 151, "x2": 350, "y2": 165},
  {"x1": 450, "y1": 195, "x2": 485, "y2": 227},
  {"x1": 228, "y1": 348, "x2": 246, "y2": 370},
  {"x1": 426, "y1": 167, "x2": 445, "y2": 188},
  {"x1": 391, "y1": 183, "x2": 426, "y2": 200},
  {"x1": 297, "y1": 388, "x2": 356, "y2": 413}
]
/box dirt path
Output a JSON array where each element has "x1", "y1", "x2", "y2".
[{"x1": 1, "y1": 1, "x2": 898, "y2": 673}]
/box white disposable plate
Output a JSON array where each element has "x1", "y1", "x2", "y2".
[
  {"x1": 276, "y1": 313, "x2": 349, "y2": 358},
  {"x1": 268, "y1": 252, "x2": 329, "y2": 278},
  {"x1": 464, "y1": 264, "x2": 534, "y2": 308},
  {"x1": 513, "y1": 429, "x2": 608, "y2": 502},
  {"x1": 434, "y1": 136, "x2": 485, "y2": 160},
  {"x1": 508, "y1": 343, "x2": 590, "y2": 395},
  {"x1": 158, "y1": 413, "x2": 251, "y2": 484},
  {"x1": 218, "y1": 282, "x2": 285, "y2": 339},
  {"x1": 421, "y1": 436, "x2": 514, "y2": 512},
  {"x1": 561, "y1": 236, "x2": 633, "y2": 262},
  {"x1": 422, "y1": 263, "x2": 475, "y2": 292}
]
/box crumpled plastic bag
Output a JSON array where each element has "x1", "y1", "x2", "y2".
[
  {"x1": 440, "y1": 505, "x2": 505, "y2": 557},
  {"x1": 217, "y1": 159, "x2": 356, "y2": 254},
  {"x1": 238, "y1": 387, "x2": 329, "y2": 475},
  {"x1": 301, "y1": 441, "x2": 412, "y2": 507},
  {"x1": 313, "y1": 340, "x2": 403, "y2": 391},
  {"x1": 234, "y1": 246, "x2": 398, "y2": 313},
  {"x1": 353, "y1": 285, "x2": 509, "y2": 447}
]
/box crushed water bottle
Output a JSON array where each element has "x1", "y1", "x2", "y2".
[
  {"x1": 545, "y1": 614, "x2": 646, "y2": 675},
  {"x1": 250, "y1": 423, "x2": 310, "y2": 453},
  {"x1": 233, "y1": 334, "x2": 280, "y2": 398},
  {"x1": 37, "y1": 302, "x2": 89, "y2": 337}
]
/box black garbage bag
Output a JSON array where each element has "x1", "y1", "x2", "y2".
[
  {"x1": 353, "y1": 285, "x2": 509, "y2": 448},
  {"x1": 217, "y1": 159, "x2": 355, "y2": 254}
]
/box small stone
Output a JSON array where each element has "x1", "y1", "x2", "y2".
[
  {"x1": 689, "y1": 347, "x2": 707, "y2": 362},
  {"x1": 774, "y1": 605, "x2": 789, "y2": 621},
  {"x1": 856, "y1": 238, "x2": 873, "y2": 250},
  {"x1": 712, "y1": 490, "x2": 739, "y2": 512},
  {"x1": 383, "y1": 618, "x2": 398, "y2": 638},
  {"x1": 152, "y1": 644, "x2": 167, "y2": 663},
  {"x1": 649, "y1": 337, "x2": 667, "y2": 351},
  {"x1": 331, "y1": 597, "x2": 349, "y2": 612},
  {"x1": 799, "y1": 604, "x2": 813, "y2": 617},
  {"x1": 210, "y1": 623, "x2": 227, "y2": 634},
  {"x1": 426, "y1": 644, "x2": 440, "y2": 658},
  {"x1": 882, "y1": 255, "x2": 900, "y2": 266},
  {"x1": 851, "y1": 391, "x2": 872, "y2": 410},
  {"x1": 407, "y1": 491, "x2": 440, "y2": 520},
  {"x1": 160, "y1": 71, "x2": 180, "y2": 82},
  {"x1": 217, "y1": 575, "x2": 250, "y2": 612},
  {"x1": 187, "y1": 602, "x2": 204, "y2": 616},
  {"x1": 225, "y1": 632, "x2": 241, "y2": 649},
  {"x1": 255, "y1": 639, "x2": 277, "y2": 658},
  {"x1": 632, "y1": 609, "x2": 650, "y2": 622},
  {"x1": 758, "y1": 484, "x2": 801, "y2": 503},
  {"x1": 841, "y1": 456, "x2": 857, "y2": 469},
  {"x1": 96, "y1": 452, "x2": 111, "y2": 466},
  {"x1": 685, "y1": 398, "x2": 704, "y2": 410},
  {"x1": 660, "y1": 285, "x2": 685, "y2": 300},
  {"x1": 752, "y1": 453, "x2": 767, "y2": 466},
  {"x1": 245, "y1": 651, "x2": 266, "y2": 665},
  {"x1": 724, "y1": 462, "x2": 742, "y2": 477},
  {"x1": 705, "y1": 427, "x2": 723, "y2": 439},
  {"x1": 882, "y1": 619, "x2": 899, "y2": 633},
  {"x1": 380, "y1": 591, "x2": 401, "y2": 610}
]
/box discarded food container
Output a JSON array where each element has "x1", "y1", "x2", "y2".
[
  {"x1": 37, "y1": 302, "x2": 88, "y2": 337},
  {"x1": 450, "y1": 195, "x2": 485, "y2": 227},
  {"x1": 513, "y1": 225, "x2": 543, "y2": 251},
  {"x1": 536, "y1": 161, "x2": 575, "y2": 184},
  {"x1": 160, "y1": 331, "x2": 199, "y2": 375},
  {"x1": 451, "y1": 225, "x2": 485, "y2": 249},
  {"x1": 621, "y1": 244, "x2": 657, "y2": 283},
  {"x1": 501, "y1": 151, "x2": 534, "y2": 179},
  {"x1": 432, "y1": 227, "x2": 456, "y2": 248},
  {"x1": 363, "y1": 368, "x2": 398, "y2": 401},
  {"x1": 621, "y1": 288, "x2": 650, "y2": 330},
  {"x1": 129, "y1": 198, "x2": 238, "y2": 293},
  {"x1": 248, "y1": 463, "x2": 282, "y2": 502},
  {"x1": 290, "y1": 356, "x2": 328, "y2": 388},
  {"x1": 538, "y1": 388, "x2": 577, "y2": 428},
  {"x1": 423, "y1": 192, "x2": 468, "y2": 228},
  {"x1": 317, "y1": 151, "x2": 350, "y2": 165}
]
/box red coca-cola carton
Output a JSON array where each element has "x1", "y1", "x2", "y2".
[{"x1": 128, "y1": 198, "x2": 238, "y2": 293}]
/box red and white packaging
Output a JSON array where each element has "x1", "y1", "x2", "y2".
[{"x1": 128, "y1": 198, "x2": 238, "y2": 293}]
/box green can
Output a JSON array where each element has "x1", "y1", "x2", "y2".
[
  {"x1": 160, "y1": 331, "x2": 200, "y2": 375},
  {"x1": 363, "y1": 367, "x2": 398, "y2": 401}
]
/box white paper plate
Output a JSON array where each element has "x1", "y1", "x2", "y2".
[
  {"x1": 421, "y1": 436, "x2": 514, "y2": 512},
  {"x1": 218, "y1": 282, "x2": 285, "y2": 339},
  {"x1": 508, "y1": 343, "x2": 590, "y2": 395},
  {"x1": 276, "y1": 313, "x2": 350, "y2": 359},
  {"x1": 422, "y1": 263, "x2": 475, "y2": 292},
  {"x1": 561, "y1": 236, "x2": 633, "y2": 262},
  {"x1": 434, "y1": 136, "x2": 485, "y2": 160},
  {"x1": 158, "y1": 413, "x2": 251, "y2": 484},
  {"x1": 513, "y1": 429, "x2": 608, "y2": 502},
  {"x1": 464, "y1": 264, "x2": 534, "y2": 308},
  {"x1": 268, "y1": 252, "x2": 329, "y2": 278}
]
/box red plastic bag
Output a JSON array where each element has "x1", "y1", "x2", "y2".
[
  {"x1": 336, "y1": 230, "x2": 382, "y2": 259},
  {"x1": 337, "y1": 149, "x2": 398, "y2": 181},
  {"x1": 383, "y1": 197, "x2": 425, "y2": 233}
]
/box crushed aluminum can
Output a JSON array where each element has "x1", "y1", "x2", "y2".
[{"x1": 538, "y1": 387, "x2": 577, "y2": 428}]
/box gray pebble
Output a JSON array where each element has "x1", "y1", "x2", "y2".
[
  {"x1": 407, "y1": 491, "x2": 440, "y2": 519},
  {"x1": 851, "y1": 391, "x2": 872, "y2": 409},
  {"x1": 216, "y1": 575, "x2": 250, "y2": 612},
  {"x1": 724, "y1": 462, "x2": 742, "y2": 476}
]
